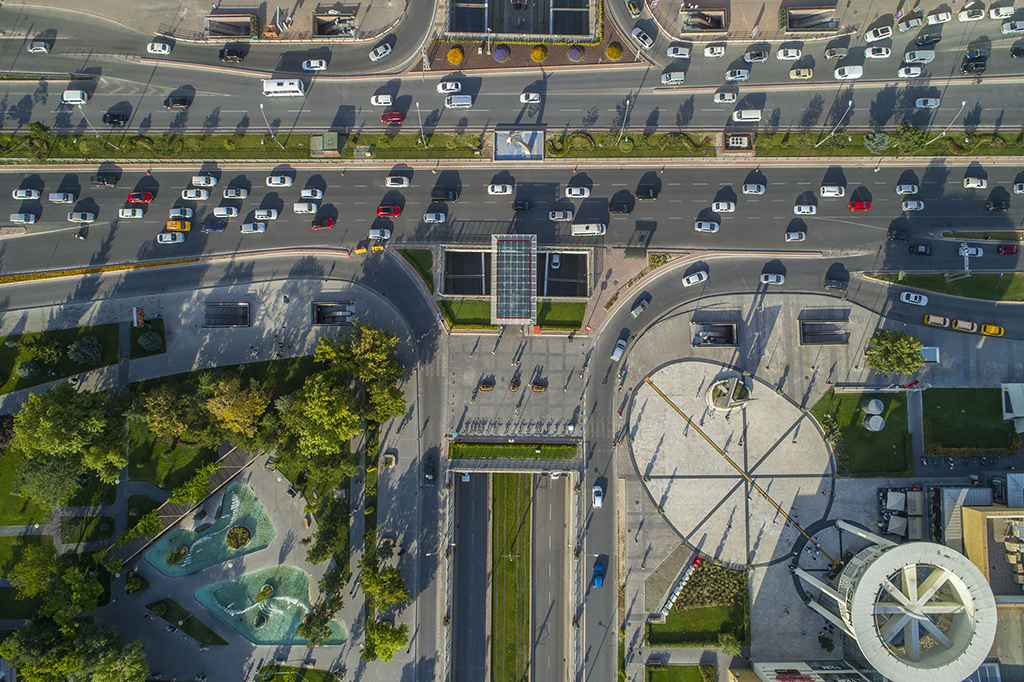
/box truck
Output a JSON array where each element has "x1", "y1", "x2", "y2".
[{"x1": 431, "y1": 188, "x2": 458, "y2": 202}]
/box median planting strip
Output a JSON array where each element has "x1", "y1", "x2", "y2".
[
  {"x1": 450, "y1": 443, "x2": 577, "y2": 459},
  {"x1": 492, "y1": 473, "x2": 532, "y2": 682},
  {"x1": 145, "y1": 598, "x2": 229, "y2": 646},
  {"x1": 870, "y1": 272, "x2": 1024, "y2": 302}
]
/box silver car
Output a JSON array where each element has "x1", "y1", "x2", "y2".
[
  {"x1": 760, "y1": 273, "x2": 785, "y2": 285},
  {"x1": 711, "y1": 201, "x2": 735, "y2": 213},
  {"x1": 742, "y1": 183, "x2": 765, "y2": 195},
  {"x1": 630, "y1": 28, "x2": 654, "y2": 50},
  {"x1": 682, "y1": 270, "x2": 709, "y2": 287},
  {"x1": 549, "y1": 210, "x2": 574, "y2": 221},
  {"x1": 793, "y1": 204, "x2": 816, "y2": 215},
  {"x1": 724, "y1": 69, "x2": 750, "y2": 82},
  {"x1": 694, "y1": 220, "x2": 719, "y2": 233},
  {"x1": 223, "y1": 187, "x2": 248, "y2": 199}
]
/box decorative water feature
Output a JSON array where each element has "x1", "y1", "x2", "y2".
[
  {"x1": 194, "y1": 566, "x2": 347, "y2": 645},
  {"x1": 145, "y1": 483, "x2": 275, "y2": 577}
]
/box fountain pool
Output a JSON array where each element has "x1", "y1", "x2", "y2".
[
  {"x1": 194, "y1": 565, "x2": 347, "y2": 645},
  {"x1": 145, "y1": 482, "x2": 275, "y2": 577}
]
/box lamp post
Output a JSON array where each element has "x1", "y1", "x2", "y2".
[
  {"x1": 617, "y1": 98, "x2": 631, "y2": 145},
  {"x1": 924, "y1": 100, "x2": 968, "y2": 146},
  {"x1": 415, "y1": 101, "x2": 427, "y2": 149},
  {"x1": 258, "y1": 103, "x2": 285, "y2": 150},
  {"x1": 78, "y1": 107, "x2": 120, "y2": 150},
  {"x1": 814, "y1": 100, "x2": 853, "y2": 149}
]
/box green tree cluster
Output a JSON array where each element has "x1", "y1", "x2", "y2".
[
  {"x1": 0, "y1": 618, "x2": 148, "y2": 682},
  {"x1": 865, "y1": 329, "x2": 924, "y2": 374},
  {"x1": 356, "y1": 541, "x2": 412, "y2": 660},
  {"x1": 170, "y1": 461, "x2": 220, "y2": 505},
  {"x1": 6, "y1": 541, "x2": 58, "y2": 599}
]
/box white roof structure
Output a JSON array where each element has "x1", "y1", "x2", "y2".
[{"x1": 886, "y1": 490, "x2": 907, "y2": 511}]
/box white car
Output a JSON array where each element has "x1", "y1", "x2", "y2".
[
  {"x1": 156, "y1": 232, "x2": 184, "y2": 244},
  {"x1": 900, "y1": 291, "x2": 928, "y2": 306},
  {"x1": 927, "y1": 11, "x2": 952, "y2": 24},
  {"x1": 213, "y1": 206, "x2": 238, "y2": 217},
  {"x1": 694, "y1": 220, "x2": 719, "y2": 233},
  {"x1": 292, "y1": 202, "x2": 318, "y2": 214},
  {"x1": 964, "y1": 177, "x2": 988, "y2": 189},
  {"x1": 866, "y1": 46, "x2": 891, "y2": 59},
  {"x1": 565, "y1": 186, "x2": 590, "y2": 199},
  {"x1": 898, "y1": 65, "x2": 923, "y2": 78},
  {"x1": 368, "y1": 227, "x2": 391, "y2": 240},
  {"x1": 776, "y1": 47, "x2": 801, "y2": 60},
  {"x1": 302, "y1": 59, "x2": 327, "y2": 72},
  {"x1": 865, "y1": 26, "x2": 893, "y2": 42},
  {"x1": 682, "y1": 270, "x2": 709, "y2": 287},
  {"x1": 916, "y1": 97, "x2": 941, "y2": 109},
  {"x1": 67, "y1": 211, "x2": 96, "y2": 223},
  {"x1": 266, "y1": 175, "x2": 293, "y2": 188},
  {"x1": 834, "y1": 65, "x2": 863, "y2": 80},
  {"x1": 902, "y1": 200, "x2": 925, "y2": 211},
  {"x1": 385, "y1": 176, "x2": 410, "y2": 188},
  {"x1": 168, "y1": 207, "x2": 192, "y2": 219},
  {"x1": 488, "y1": 184, "x2": 513, "y2": 195},
  {"x1": 9, "y1": 213, "x2": 36, "y2": 224},
  {"x1": 1003, "y1": 20, "x2": 1024, "y2": 34},
  {"x1": 191, "y1": 174, "x2": 217, "y2": 187},
  {"x1": 146, "y1": 42, "x2": 171, "y2": 55},
  {"x1": 991, "y1": 7, "x2": 1015, "y2": 19},
  {"x1": 240, "y1": 222, "x2": 267, "y2": 234},
  {"x1": 711, "y1": 201, "x2": 735, "y2": 213},
  {"x1": 631, "y1": 28, "x2": 654, "y2": 49},
  {"x1": 905, "y1": 50, "x2": 936, "y2": 64},
  {"x1": 959, "y1": 245, "x2": 983, "y2": 257},
  {"x1": 793, "y1": 204, "x2": 816, "y2": 215},
  {"x1": 593, "y1": 484, "x2": 604, "y2": 509},
  {"x1": 898, "y1": 17, "x2": 924, "y2": 31},
  {"x1": 1014, "y1": 183, "x2": 1024, "y2": 195},
  {"x1": 713, "y1": 92, "x2": 737, "y2": 104},
  {"x1": 423, "y1": 212, "x2": 446, "y2": 223},
  {"x1": 666, "y1": 45, "x2": 691, "y2": 59},
  {"x1": 704, "y1": 44, "x2": 725, "y2": 58},
  {"x1": 12, "y1": 188, "x2": 40, "y2": 200},
  {"x1": 118, "y1": 207, "x2": 143, "y2": 219},
  {"x1": 784, "y1": 231, "x2": 806, "y2": 242},
  {"x1": 370, "y1": 94, "x2": 393, "y2": 107},
  {"x1": 181, "y1": 189, "x2": 209, "y2": 200},
  {"x1": 520, "y1": 93, "x2": 541, "y2": 104},
  {"x1": 896, "y1": 184, "x2": 919, "y2": 195},
  {"x1": 549, "y1": 210, "x2": 574, "y2": 221},
  {"x1": 760, "y1": 273, "x2": 784, "y2": 285},
  {"x1": 254, "y1": 208, "x2": 278, "y2": 220},
  {"x1": 742, "y1": 183, "x2": 765, "y2": 195},
  {"x1": 724, "y1": 69, "x2": 750, "y2": 81},
  {"x1": 223, "y1": 187, "x2": 248, "y2": 199},
  {"x1": 959, "y1": 8, "x2": 985, "y2": 21},
  {"x1": 300, "y1": 188, "x2": 323, "y2": 200},
  {"x1": 437, "y1": 81, "x2": 461, "y2": 94},
  {"x1": 369, "y1": 43, "x2": 392, "y2": 62}
]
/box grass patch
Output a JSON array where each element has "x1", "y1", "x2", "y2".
[
  {"x1": 69, "y1": 472, "x2": 117, "y2": 507},
  {"x1": 352, "y1": 132, "x2": 484, "y2": 159},
  {"x1": 923, "y1": 388, "x2": 1019, "y2": 455},
  {"x1": 60, "y1": 515, "x2": 115, "y2": 544},
  {"x1": 125, "y1": 567, "x2": 150, "y2": 595},
  {"x1": 129, "y1": 318, "x2": 166, "y2": 359},
  {"x1": 145, "y1": 598, "x2": 228, "y2": 646},
  {"x1": 127, "y1": 494, "x2": 162, "y2": 524},
  {"x1": 536, "y1": 302, "x2": 586, "y2": 330},
  {"x1": 871, "y1": 272, "x2": 1024, "y2": 302},
  {"x1": 0, "y1": 449, "x2": 51, "y2": 526},
  {"x1": 810, "y1": 389, "x2": 913, "y2": 477},
  {"x1": 127, "y1": 419, "x2": 219, "y2": 491},
  {"x1": 256, "y1": 666, "x2": 336, "y2": 682},
  {"x1": 492, "y1": 473, "x2": 532, "y2": 682},
  {"x1": 0, "y1": 587, "x2": 43, "y2": 618},
  {"x1": 0, "y1": 323, "x2": 120, "y2": 395},
  {"x1": 941, "y1": 230, "x2": 1024, "y2": 242},
  {"x1": 450, "y1": 443, "x2": 577, "y2": 459},
  {"x1": 546, "y1": 131, "x2": 715, "y2": 158},
  {"x1": 399, "y1": 249, "x2": 435, "y2": 293},
  {"x1": 440, "y1": 300, "x2": 498, "y2": 329},
  {"x1": 0, "y1": 535, "x2": 53, "y2": 576},
  {"x1": 755, "y1": 130, "x2": 1024, "y2": 157},
  {"x1": 646, "y1": 665, "x2": 713, "y2": 682},
  {"x1": 646, "y1": 602, "x2": 748, "y2": 647}
]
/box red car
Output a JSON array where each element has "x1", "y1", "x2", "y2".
[
  {"x1": 377, "y1": 205, "x2": 401, "y2": 217},
  {"x1": 849, "y1": 200, "x2": 871, "y2": 211},
  {"x1": 127, "y1": 191, "x2": 153, "y2": 204},
  {"x1": 998, "y1": 244, "x2": 1020, "y2": 255},
  {"x1": 312, "y1": 217, "x2": 334, "y2": 230},
  {"x1": 381, "y1": 111, "x2": 403, "y2": 125}
]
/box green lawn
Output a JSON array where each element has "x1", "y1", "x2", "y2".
[
  {"x1": 755, "y1": 130, "x2": 1024, "y2": 157},
  {"x1": 0, "y1": 449, "x2": 51, "y2": 526},
  {"x1": 0, "y1": 323, "x2": 120, "y2": 394},
  {"x1": 146, "y1": 598, "x2": 228, "y2": 646},
  {"x1": 69, "y1": 472, "x2": 117, "y2": 507},
  {"x1": 811, "y1": 389, "x2": 913, "y2": 477},
  {"x1": 941, "y1": 230, "x2": 1024, "y2": 242},
  {"x1": 450, "y1": 443, "x2": 577, "y2": 459},
  {"x1": 646, "y1": 666, "x2": 713, "y2": 682},
  {"x1": 536, "y1": 302, "x2": 586, "y2": 330},
  {"x1": 923, "y1": 388, "x2": 1018, "y2": 454},
  {"x1": 129, "y1": 318, "x2": 166, "y2": 359},
  {"x1": 440, "y1": 300, "x2": 498, "y2": 329},
  {"x1": 399, "y1": 249, "x2": 435, "y2": 293},
  {"x1": 646, "y1": 603, "x2": 748, "y2": 647},
  {"x1": 257, "y1": 665, "x2": 336, "y2": 682},
  {"x1": 0, "y1": 535, "x2": 53, "y2": 576},
  {"x1": 354, "y1": 132, "x2": 484, "y2": 159},
  {"x1": 127, "y1": 419, "x2": 219, "y2": 490},
  {"x1": 872, "y1": 273, "x2": 1024, "y2": 302},
  {"x1": 127, "y1": 494, "x2": 162, "y2": 524},
  {"x1": 546, "y1": 131, "x2": 715, "y2": 158},
  {"x1": 0, "y1": 588, "x2": 42, "y2": 618},
  {"x1": 492, "y1": 473, "x2": 532, "y2": 682},
  {"x1": 60, "y1": 516, "x2": 115, "y2": 544}
]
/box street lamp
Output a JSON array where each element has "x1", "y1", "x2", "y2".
[
  {"x1": 78, "y1": 107, "x2": 120, "y2": 150},
  {"x1": 258, "y1": 103, "x2": 285, "y2": 150},
  {"x1": 814, "y1": 100, "x2": 853, "y2": 149},
  {"x1": 415, "y1": 101, "x2": 427, "y2": 149},
  {"x1": 617, "y1": 98, "x2": 631, "y2": 145},
  {"x1": 924, "y1": 100, "x2": 968, "y2": 146},
  {"x1": 485, "y1": 28, "x2": 492, "y2": 55}
]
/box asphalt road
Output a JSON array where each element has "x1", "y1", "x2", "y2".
[
  {"x1": 532, "y1": 474, "x2": 568, "y2": 682},
  {"x1": 452, "y1": 472, "x2": 488, "y2": 682},
  {"x1": 3, "y1": 164, "x2": 1022, "y2": 277}
]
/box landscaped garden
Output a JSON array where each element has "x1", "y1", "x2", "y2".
[
  {"x1": 0, "y1": 323, "x2": 120, "y2": 394},
  {"x1": 145, "y1": 598, "x2": 229, "y2": 646},
  {"x1": 923, "y1": 388, "x2": 1020, "y2": 456},
  {"x1": 60, "y1": 515, "x2": 115, "y2": 544},
  {"x1": 811, "y1": 389, "x2": 913, "y2": 477},
  {"x1": 646, "y1": 561, "x2": 748, "y2": 648},
  {"x1": 450, "y1": 443, "x2": 577, "y2": 459},
  {"x1": 646, "y1": 665, "x2": 714, "y2": 682}
]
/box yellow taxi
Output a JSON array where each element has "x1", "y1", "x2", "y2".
[
  {"x1": 165, "y1": 220, "x2": 191, "y2": 232},
  {"x1": 980, "y1": 324, "x2": 1004, "y2": 337},
  {"x1": 789, "y1": 67, "x2": 813, "y2": 80},
  {"x1": 923, "y1": 314, "x2": 949, "y2": 328},
  {"x1": 952, "y1": 319, "x2": 978, "y2": 333}
]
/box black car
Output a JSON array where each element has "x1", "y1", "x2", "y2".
[
  {"x1": 102, "y1": 112, "x2": 128, "y2": 126},
  {"x1": 513, "y1": 200, "x2": 534, "y2": 211},
  {"x1": 1012, "y1": 46, "x2": 1024, "y2": 58},
  {"x1": 966, "y1": 48, "x2": 990, "y2": 60},
  {"x1": 909, "y1": 244, "x2": 931, "y2": 255},
  {"x1": 962, "y1": 58, "x2": 987, "y2": 75},
  {"x1": 916, "y1": 34, "x2": 941, "y2": 47},
  {"x1": 164, "y1": 96, "x2": 190, "y2": 110},
  {"x1": 90, "y1": 175, "x2": 118, "y2": 188},
  {"x1": 423, "y1": 456, "x2": 436, "y2": 486},
  {"x1": 200, "y1": 221, "x2": 226, "y2": 233},
  {"x1": 634, "y1": 187, "x2": 658, "y2": 201},
  {"x1": 219, "y1": 46, "x2": 246, "y2": 63},
  {"x1": 824, "y1": 278, "x2": 848, "y2": 291},
  {"x1": 608, "y1": 201, "x2": 633, "y2": 214},
  {"x1": 986, "y1": 199, "x2": 1010, "y2": 211},
  {"x1": 887, "y1": 228, "x2": 908, "y2": 241}
]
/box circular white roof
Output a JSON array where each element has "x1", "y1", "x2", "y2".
[{"x1": 848, "y1": 542, "x2": 997, "y2": 682}]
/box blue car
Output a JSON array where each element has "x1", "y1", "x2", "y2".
[
  {"x1": 592, "y1": 562, "x2": 604, "y2": 588},
  {"x1": 200, "y1": 221, "x2": 226, "y2": 233}
]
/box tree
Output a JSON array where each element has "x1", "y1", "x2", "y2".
[
  {"x1": 359, "y1": 553, "x2": 410, "y2": 611},
  {"x1": 306, "y1": 496, "x2": 354, "y2": 564},
  {"x1": 15, "y1": 450, "x2": 84, "y2": 509},
  {"x1": 169, "y1": 461, "x2": 219, "y2": 504},
  {"x1": 67, "y1": 336, "x2": 103, "y2": 366},
  {"x1": 364, "y1": 619, "x2": 409, "y2": 663},
  {"x1": 23, "y1": 337, "x2": 64, "y2": 364},
  {"x1": 0, "y1": 618, "x2": 149, "y2": 682},
  {"x1": 15, "y1": 361, "x2": 39, "y2": 379},
  {"x1": 89, "y1": 639, "x2": 149, "y2": 682},
  {"x1": 366, "y1": 382, "x2": 407, "y2": 423},
  {"x1": 863, "y1": 131, "x2": 891, "y2": 154},
  {"x1": 891, "y1": 121, "x2": 928, "y2": 154},
  {"x1": 281, "y1": 373, "x2": 362, "y2": 459},
  {"x1": 137, "y1": 385, "x2": 200, "y2": 442},
  {"x1": 8, "y1": 540, "x2": 58, "y2": 599},
  {"x1": 204, "y1": 375, "x2": 271, "y2": 439},
  {"x1": 137, "y1": 331, "x2": 163, "y2": 352},
  {"x1": 818, "y1": 635, "x2": 835, "y2": 652},
  {"x1": 0, "y1": 618, "x2": 80, "y2": 681},
  {"x1": 314, "y1": 324, "x2": 404, "y2": 387},
  {"x1": 717, "y1": 632, "x2": 742, "y2": 656},
  {"x1": 865, "y1": 329, "x2": 924, "y2": 374},
  {"x1": 297, "y1": 592, "x2": 343, "y2": 647},
  {"x1": 40, "y1": 565, "x2": 105, "y2": 628}
]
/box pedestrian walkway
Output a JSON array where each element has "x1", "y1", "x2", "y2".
[{"x1": 907, "y1": 390, "x2": 926, "y2": 465}]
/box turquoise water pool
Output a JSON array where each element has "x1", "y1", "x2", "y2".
[
  {"x1": 144, "y1": 482, "x2": 276, "y2": 577},
  {"x1": 194, "y1": 565, "x2": 347, "y2": 645}
]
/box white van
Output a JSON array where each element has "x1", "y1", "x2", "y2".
[
  {"x1": 292, "y1": 202, "x2": 318, "y2": 214},
  {"x1": 61, "y1": 90, "x2": 88, "y2": 105},
  {"x1": 213, "y1": 206, "x2": 238, "y2": 218},
  {"x1": 444, "y1": 95, "x2": 473, "y2": 109},
  {"x1": 904, "y1": 50, "x2": 936, "y2": 64},
  {"x1": 9, "y1": 213, "x2": 36, "y2": 224},
  {"x1": 731, "y1": 109, "x2": 762, "y2": 122},
  {"x1": 48, "y1": 192, "x2": 76, "y2": 204},
  {"x1": 820, "y1": 185, "x2": 845, "y2": 198},
  {"x1": 570, "y1": 223, "x2": 606, "y2": 236},
  {"x1": 660, "y1": 72, "x2": 685, "y2": 85}
]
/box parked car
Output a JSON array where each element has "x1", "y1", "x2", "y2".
[
  {"x1": 997, "y1": 244, "x2": 1020, "y2": 255},
  {"x1": 713, "y1": 91, "x2": 737, "y2": 104},
  {"x1": 146, "y1": 41, "x2": 171, "y2": 55},
  {"x1": 592, "y1": 561, "x2": 604, "y2": 588},
  {"x1": 981, "y1": 324, "x2": 1005, "y2": 336},
  {"x1": 898, "y1": 16, "x2": 924, "y2": 31},
  {"x1": 565, "y1": 186, "x2": 591, "y2": 199},
  {"x1": 776, "y1": 47, "x2": 801, "y2": 60},
  {"x1": 866, "y1": 46, "x2": 891, "y2": 59},
  {"x1": 630, "y1": 28, "x2": 654, "y2": 50},
  {"x1": 900, "y1": 291, "x2": 928, "y2": 306},
  {"x1": 986, "y1": 199, "x2": 1010, "y2": 211},
  {"x1": 377, "y1": 205, "x2": 401, "y2": 217},
  {"x1": 724, "y1": 69, "x2": 750, "y2": 81},
  {"x1": 927, "y1": 11, "x2": 952, "y2": 24},
  {"x1": 794, "y1": 204, "x2": 816, "y2": 215},
  {"x1": 488, "y1": 184, "x2": 513, "y2": 195},
  {"x1": 666, "y1": 45, "x2": 691, "y2": 59},
  {"x1": 959, "y1": 245, "x2": 983, "y2": 257},
  {"x1": 743, "y1": 50, "x2": 769, "y2": 63},
  {"x1": 385, "y1": 176, "x2": 410, "y2": 188},
  {"x1": 156, "y1": 232, "x2": 184, "y2": 245},
  {"x1": 866, "y1": 26, "x2": 893, "y2": 42},
  {"x1": 311, "y1": 217, "x2": 334, "y2": 230},
  {"x1": 784, "y1": 231, "x2": 806, "y2": 242},
  {"x1": 915, "y1": 97, "x2": 940, "y2": 109},
  {"x1": 896, "y1": 183, "x2": 919, "y2": 195},
  {"x1": 103, "y1": 112, "x2": 129, "y2": 126},
  {"x1": 11, "y1": 188, "x2": 40, "y2": 200},
  {"x1": 902, "y1": 200, "x2": 925, "y2": 211},
  {"x1": 898, "y1": 66, "x2": 923, "y2": 78},
  {"x1": 118, "y1": 207, "x2": 143, "y2": 219},
  {"x1": 266, "y1": 175, "x2": 293, "y2": 188},
  {"x1": 181, "y1": 189, "x2": 209, "y2": 201},
  {"x1": 219, "y1": 46, "x2": 246, "y2": 62},
  {"x1": 423, "y1": 456, "x2": 436, "y2": 486},
  {"x1": 958, "y1": 8, "x2": 985, "y2": 21},
  {"x1": 593, "y1": 484, "x2": 605, "y2": 508},
  {"x1": 742, "y1": 183, "x2": 765, "y2": 195},
  {"x1": 704, "y1": 44, "x2": 725, "y2": 58},
  {"x1": 849, "y1": 200, "x2": 871, "y2": 211},
  {"x1": 436, "y1": 81, "x2": 461, "y2": 94},
  {"x1": 834, "y1": 65, "x2": 863, "y2": 80}
]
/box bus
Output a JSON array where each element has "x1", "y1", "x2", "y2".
[{"x1": 262, "y1": 79, "x2": 305, "y2": 97}]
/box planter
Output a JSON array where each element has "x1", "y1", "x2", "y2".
[
  {"x1": 254, "y1": 614, "x2": 267, "y2": 628},
  {"x1": 479, "y1": 382, "x2": 495, "y2": 392},
  {"x1": 509, "y1": 381, "x2": 520, "y2": 393},
  {"x1": 531, "y1": 383, "x2": 547, "y2": 393},
  {"x1": 383, "y1": 454, "x2": 396, "y2": 468},
  {"x1": 226, "y1": 525, "x2": 252, "y2": 549},
  {"x1": 255, "y1": 583, "x2": 274, "y2": 602}
]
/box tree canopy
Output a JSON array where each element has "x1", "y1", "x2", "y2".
[
  {"x1": 202, "y1": 375, "x2": 271, "y2": 439},
  {"x1": 363, "y1": 619, "x2": 410, "y2": 663},
  {"x1": 315, "y1": 323, "x2": 404, "y2": 387},
  {"x1": 40, "y1": 564, "x2": 105, "y2": 629},
  {"x1": 865, "y1": 329, "x2": 924, "y2": 374},
  {"x1": 7, "y1": 540, "x2": 58, "y2": 599},
  {"x1": 282, "y1": 373, "x2": 362, "y2": 459},
  {"x1": 0, "y1": 619, "x2": 148, "y2": 682}
]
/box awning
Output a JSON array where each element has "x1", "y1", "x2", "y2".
[
  {"x1": 886, "y1": 490, "x2": 907, "y2": 512},
  {"x1": 887, "y1": 516, "x2": 908, "y2": 536}
]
